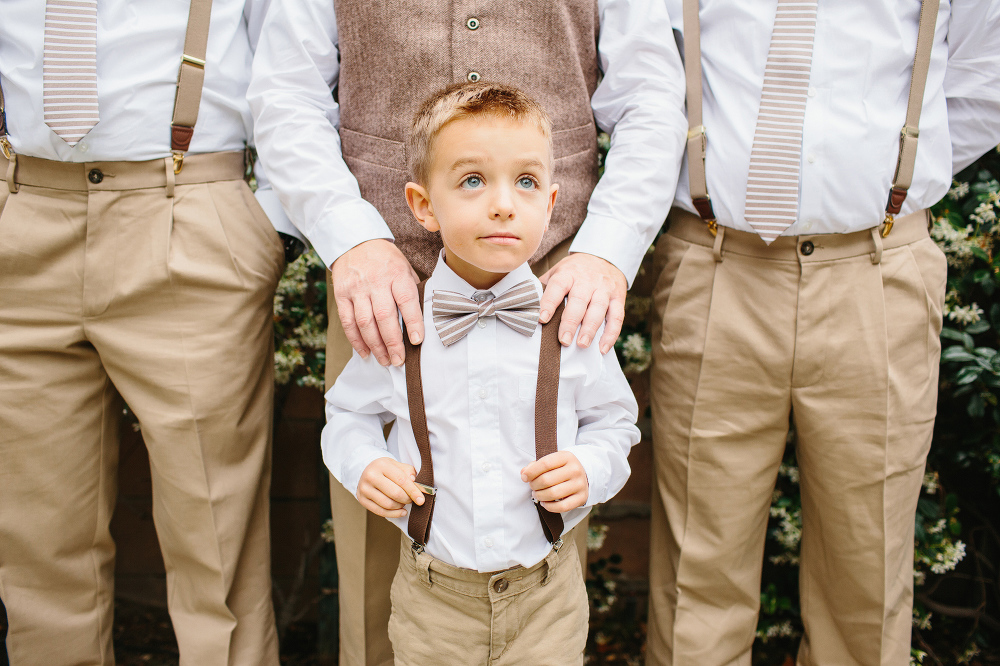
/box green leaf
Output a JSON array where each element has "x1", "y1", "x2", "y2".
[
  {"x1": 972, "y1": 246, "x2": 991, "y2": 263},
  {"x1": 969, "y1": 392, "x2": 986, "y2": 418},
  {"x1": 966, "y1": 319, "x2": 991, "y2": 335},
  {"x1": 942, "y1": 346, "x2": 978, "y2": 362},
  {"x1": 956, "y1": 365, "x2": 984, "y2": 385}
]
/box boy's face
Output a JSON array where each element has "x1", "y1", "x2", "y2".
[{"x1": 405, "y1": 116, "x2": 558, "y2": 289}]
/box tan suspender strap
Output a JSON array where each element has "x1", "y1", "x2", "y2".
[
  {"x1": 171, "y1": 0, "x2": 213, "y2": 168},
  {"x1": 534, "y1": 300, "x2": 566, "y2": 543},
  {"x1": 681, "y1": 0, "x2": 716, "y2": 234},
  {"x1": 403, "y1": 285, "x2": 566, "y2": 550},
  {"x1": 404, "y1": 281, "x2": 437, "y2": 547},
  {"x1": 885, "y1": 0, "x2": 939, "y2": 228}
]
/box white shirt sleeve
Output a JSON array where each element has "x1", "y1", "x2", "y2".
[
  {"x1": 565, "y1": 336, "x2": 640, "y2": 507},
  {"x1": 945, "y1": 0, "x2": 1000, "y2": 174},
  {"x1": 570, "y1": 0, "x2": 688, "y2": 286},
  {"x1": 248, "y1": 0, "x2": 391, "y2": 268},
  {"x1": 322, "y1": 353, "x2": 399, "y2": 497}
]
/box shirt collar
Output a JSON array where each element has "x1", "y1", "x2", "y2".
[{"x1": 425, "y1": 250, "x2": 540, "y2": 301}]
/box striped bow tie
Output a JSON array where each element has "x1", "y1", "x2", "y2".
[{"x1": 432, "y1": 280, "x2": 540, "y2": 346}]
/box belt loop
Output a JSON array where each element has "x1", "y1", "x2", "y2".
[
  {"x1": 713, "y1": 225, "x2": 725, "y2": 262},
  {"x1": 6, "y1": 154, "x2": 18, "y2": 194},
  {"x1": 416, "y1": 550, "x2": 433, "y2": 589},
  {"x1": 164, "y1": 156, "x2": 175, "y2": 198},
  {"x1": 870, "y1": 227, "x2": 883, "y2": 265},
  {"x1": 541, "y1": 544, "x2": 561, "y2": 586}
]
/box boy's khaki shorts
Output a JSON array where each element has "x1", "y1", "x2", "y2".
[{"x1": 388, "y1": 534, "x2": 588, "y2": 666}]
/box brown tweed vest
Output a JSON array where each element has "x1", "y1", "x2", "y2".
[{"x1": 334, "y1": 0, "x2": 601, "y2": 276}]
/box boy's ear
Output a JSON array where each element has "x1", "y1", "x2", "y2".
[
  {"x1": 545, "y1": 183, "x2": 559, "y2": 227},
  {"x1": 405, "y1": 182, "x2": 440, "y2": 232}
]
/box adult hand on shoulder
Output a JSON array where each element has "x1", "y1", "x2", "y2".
[
  {"x1": 538, "y1": 253, "x2": 627, "y2": 354},
  {"x1": 521, "y1": 451, "x2": 589, "y2": 513},
  {"x1": 357, "y1": 458, "x2": 425, "y2": 519},
  {"x1": 332, "y1": 239, "x2": 423, "y2": 367}
]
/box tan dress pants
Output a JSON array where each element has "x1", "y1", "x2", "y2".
[
  {"x1": 645, "y1": 210, "x2": 946, "y2": 666},
  {"x1": 0, "y1": 153, "x2": 282, "y2": 666},
  {"x1": 325, "y1": 237, "x2": 589, "y2": 666},
  {"x1": 389, "y1": 535, "x2": 588, "y2": 665}
]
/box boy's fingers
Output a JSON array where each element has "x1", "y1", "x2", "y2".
[
  {"x1": 527, "y1": 467, "x2": 572, "y2": 492},
  {"x1": 359, "y1": 496, "x2": 406, "y2": 518},
  {"x1": 539, "y1": 491, "x2": 587, "y2": 514},
  {"x1": 397, "y1": 476, "x2": 426, "y2": 506},
  {"x1": 520, "y1": 453, "x2": 565, "y2": 482},
  {"x1": 532, "y1": 479, "x2": 580, "y2": 503},
  {"x1": 371, "y1": 475, "x2": 412, "y2": 506}
]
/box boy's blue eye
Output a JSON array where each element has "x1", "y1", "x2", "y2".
[
  {"x1": 462, "y1": 175, "x2": 483, "y2": 189},
  {"x1": 517, "y1": 177, "x2": 536, "y2": 189}
]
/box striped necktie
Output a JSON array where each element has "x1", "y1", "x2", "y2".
[
  {"x1": 432, "y1": 280, "x2": 540, "y2": 346},
  {"x1": 744, "y1": 0, "x2": 819, "y2": 244},
  {"x1": 43, "y1": 0, "x2": 100, "y2": 146}
]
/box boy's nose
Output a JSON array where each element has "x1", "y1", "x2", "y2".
[{"x1": 490, "y1": 187, "x2": 515, "y2": 219}]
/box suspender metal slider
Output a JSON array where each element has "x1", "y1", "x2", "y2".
[
  {"x1": 172, "y1": 151, "x2": 185, "y2": 174},
  {"x1": 0, "y1": 137, "x2": 12, "y2": 161},
  {"x1": 181, "y1": 54, "x2": 206, "y2": 69}
]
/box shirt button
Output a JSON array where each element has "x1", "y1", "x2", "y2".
[
  {"x1": 77, "y1": 142, "x2": 89, "y2": 153},
  {"x1": 482, "y1": 461, "x2": 491, "y2": 472},
  {"x1": 88, "y1": 169, "x2": 103, "y2": 184},
  {"x1": 807, "y1": 154, "x2": 817, "y2": 164},
  {"x1": 493, "y1": 578, "x2": 508, "y2": 593},
  {"x1": 484, "y1": 537, "x2": 494, "y2": 548},
  {"x1": 467, "y1": 71, "x2": 481, "y2": 83},
  {"x1": 478, "y1": 388, "x2": 487, "y2": 399},
  {"x1": 800, "y1": 241, "x2": 815, "y2": 256},
  {"x1": 466, "y1": 17, "x2": 480, "y2": 30},
  {"x1": 477, "y1": 319, "x2": 487, "y2": 329},
  {"x1": 808, "y1": 86, "x2": 817, "y2": 98}
]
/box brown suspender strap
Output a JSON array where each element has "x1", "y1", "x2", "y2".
[
  {"x1": 0, "y1": 78, "x2": 11, "y2": 159},
  {"x1": 883, "y1": 0, "x2": 939, "y2": 235},
  {"x1": 681, "y1": 0, "x2": 717, "y2": 235},
  {"x1": 403, "y1": 284, "x2": 566, "y2": 549},
  {"x1": 681, "y1": 0, "x2": 938, "y2": 237},
  {"x1": 403, "y1": 281, "x2": 436, "y2": 547},
  {"x1": 170, "y1": 0, "x2": 214, "y2": 173},
  {"x1": 534, "y1": 300, "x2": 566, "y2": 543}
]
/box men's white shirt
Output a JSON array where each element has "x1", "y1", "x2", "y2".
[
  {"x1": 323, "y1": 255, "x2": 640, "y2": 572},
  {"x1": 666, "y1": 0, "x2": 1000, "y2": 236},
  {"x1": 248, "y1": 0, "x2": 687, "y2": 284},
  {"x1": 0, "y1": 0, "x2": 292, "y2": 234}
]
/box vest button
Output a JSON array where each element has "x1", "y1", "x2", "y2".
[
  {"x1": 88, "y1": 168, "x2": 103, "y2": 184},
  {"x1": 493, "y1": 578, "x2": 508, "y2": 593},
  {"x1": 466, "y1": 17, "x2": 480, "y2": 30},
  {"x1": 800, "y1": 240, "x2": 815, "y2": 256},
  {"x1": 467, "y1": 71, "x2": 481, "y2": 83}
]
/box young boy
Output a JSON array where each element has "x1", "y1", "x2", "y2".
[{"x1": 321, "y1": 82, "x2": 640, "y2": 665}]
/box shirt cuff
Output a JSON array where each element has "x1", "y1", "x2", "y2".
[
  {"x1": 307, "y1": 200, "x2": 395, "y2": 269},
  {"x1": 568, "y1": 213, "x2": 650, "y2": 288},
  {"x1": 570, "y1": 445, "x2": 612, "y2": 508},
  {"x1": 254, "y1": 188, "x2": 304, "y2": 242}
]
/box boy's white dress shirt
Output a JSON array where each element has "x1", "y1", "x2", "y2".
[{"x1": 323, "y1": 253, "x2": 640, "y2": 573}]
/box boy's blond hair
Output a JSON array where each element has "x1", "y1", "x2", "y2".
[{"x1": 406, "y1": 81, "x2": 553, "y2": 185}]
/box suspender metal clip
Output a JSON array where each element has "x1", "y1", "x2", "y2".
[
  {"x1": 881, "y1": 213, "x2": 895, "y2": 238},
  {"x1": 0, "y1": 137, "x2": 12, "y2": 161},
  {"x1": 414, "y1": 482, "x2": 437, "y2": 496},
  {"x1": 172, "y1": 151, "x2": 185, "y2": 175}
]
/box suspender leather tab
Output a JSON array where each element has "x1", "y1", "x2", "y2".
[{"x1": 403, "y1": 281, "x2": 566, "y2": 550}]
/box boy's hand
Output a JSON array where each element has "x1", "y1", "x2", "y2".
[
  {"x1": 520, "y1": 451, "x2": 589, "y2": 513},
  {"x1": 357, "y1": 458, "x2": 426, "y2": 518}
]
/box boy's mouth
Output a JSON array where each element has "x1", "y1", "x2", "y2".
[{"x1": 481, "y1": 233, "x2": 520, "y2": 245}]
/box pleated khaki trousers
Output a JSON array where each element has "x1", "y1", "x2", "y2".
[
  {"x1": 324, "y1": 236, "x2": 589, "y2": 666},
  {"x1": 0, "y1": 153, "x2": 282, "y2": 666},
  {"x1": 646, "y1": 210, "x2": 946, "y2": 666}
]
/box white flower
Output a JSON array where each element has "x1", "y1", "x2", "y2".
[
  {"x1": 945, "y1": 303, "x2": 984, "y2": 325},
  {"x1": 930, "y1": 540, "x2": 966, "y2": 574},
  {"x1": 621, "y1": 332, "x2": 652, "y2": 374},
  {"x1": 587, "y1": 523, "x2": 610, "y2": 551},
  {"x1": 922, "y1": 472, "x2": 939, "y2": 495},
  {"x1": 948, "y1": 181, "x2": 970, "y2": 199}
]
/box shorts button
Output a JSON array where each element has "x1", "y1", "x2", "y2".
[
  {"x1": 800, "y1": 241, "x2": 815, "y2": 256},
  {"x1": 466, "y1": 17, "x2": 480, "y2": 30},
  {"x1": 467, "y1": 71, "x2": 481, "y2": 83},
  {"x1": 88, "y1": 169, "x2": 103, "y2": 184},
  {"x1": 493, "y1": 578, "x2": 508, "y2": 593}
]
